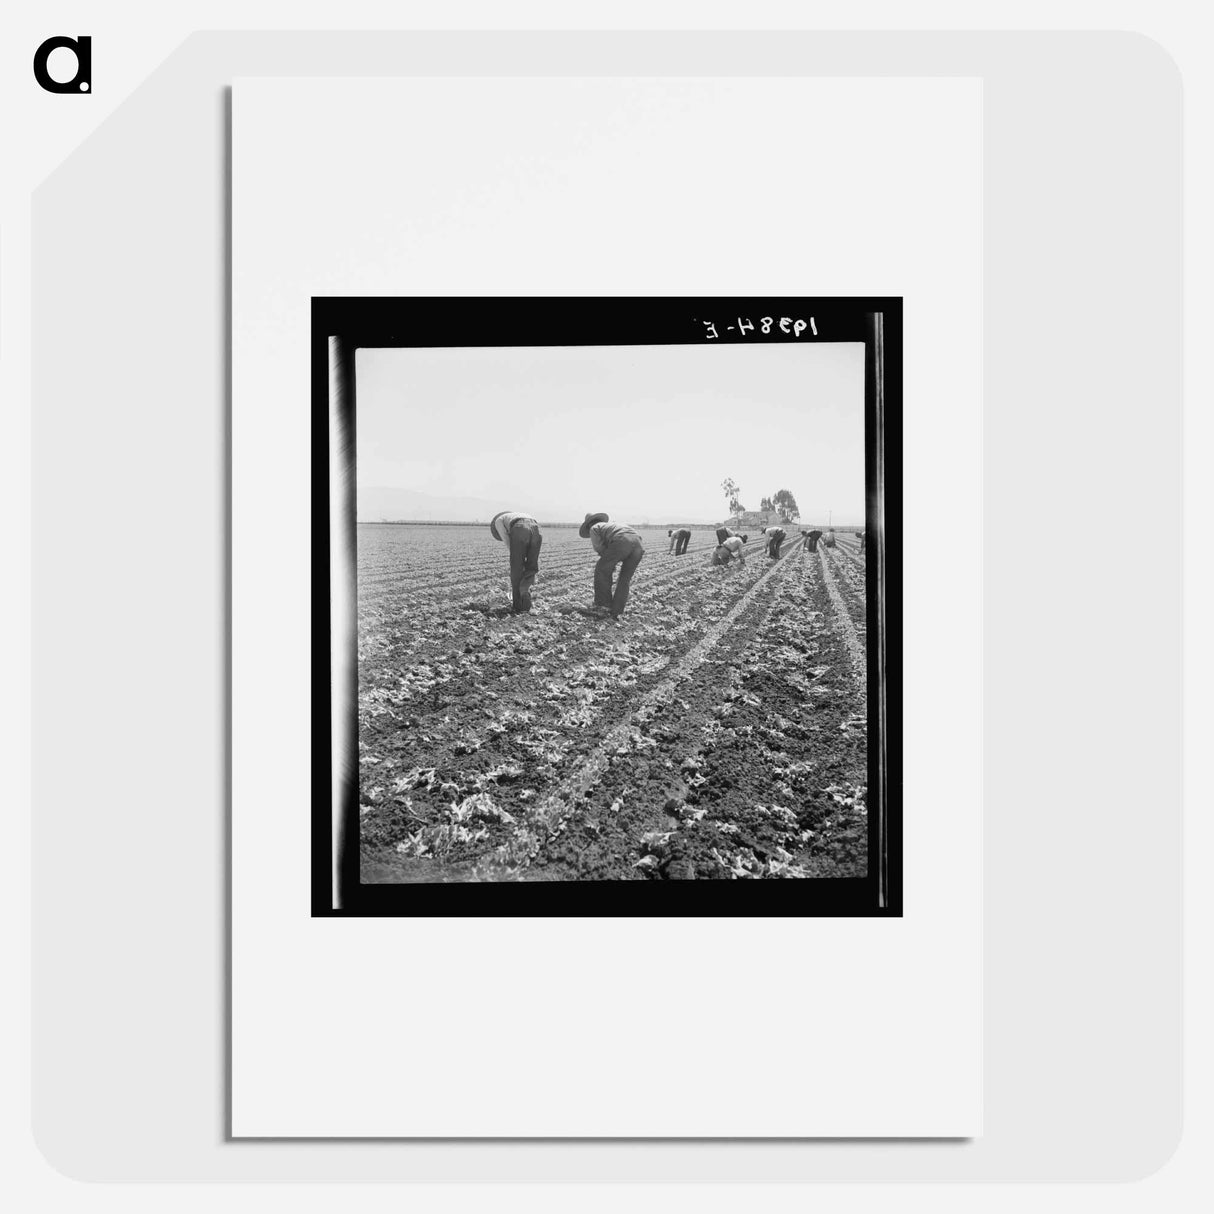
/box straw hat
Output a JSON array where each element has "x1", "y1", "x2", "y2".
[{"x1": 579, "y1": 512, "x2": 609, "y2": 539}]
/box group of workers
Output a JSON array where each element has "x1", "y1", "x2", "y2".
[
  {"x1": 706, "y1": 523, "x2": 863, "y2": 562},
  {"x1": 683, "y1": 523, "x2": 796, "y2": 565},
  {"x1": 489, "y1": 510, "x2": 645, "y2": 621},
  {"x1": 705, "y1": 524, "x2": 788, "y2": 563},
  {"x1": 488, "y1": 511, "x2": 864, "y2": 621}
]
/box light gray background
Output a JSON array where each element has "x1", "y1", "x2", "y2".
[{"x1": 32, "y1": 31, "x2": 1181, "y2": 1180}]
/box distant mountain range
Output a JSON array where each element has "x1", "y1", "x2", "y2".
[
  {"x1": 356, "y1": 487, "x2": 549, "y2": 523},
  {"x1": 356, "y1": 486, "x2": 721, "y2": 526}
]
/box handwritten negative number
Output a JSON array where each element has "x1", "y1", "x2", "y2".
[{"x1": 701, "y1": 316, "x2": 816, "y2": 340}]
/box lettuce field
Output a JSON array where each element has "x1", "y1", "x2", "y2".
[{"x1": 357, "y1": 523, "x2": 869, "y2": 882}]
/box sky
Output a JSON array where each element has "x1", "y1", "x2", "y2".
[{"x1": 355, "y1": 341, "x2": 866, "y2": 525}]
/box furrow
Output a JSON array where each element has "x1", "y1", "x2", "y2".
[{"x1": 474, "y1": 552, "x2": 798, "y2": 877}]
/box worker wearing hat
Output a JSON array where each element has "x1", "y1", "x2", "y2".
[
  {"x1": 710, "y1": 534, "x2": 748, "y2": 566},
  {"x1": 762, "y1": 524, "x2": 788, "y2": 559},
  {"x1": 579, "y1": 512, "x2": 645, "y2": 620},
  {"x1": 489, "y1": 510, "x2": 543, "y2": 614}
]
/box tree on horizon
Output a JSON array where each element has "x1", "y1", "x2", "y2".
[
  {"x1": 721, "y1": 476, "x2": 743, "y2": 517},
  {"x1": 772, "y1": 488, "x2": 800, "y2": 520}
]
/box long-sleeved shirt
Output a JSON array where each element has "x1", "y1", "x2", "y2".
[
  {"x1": 668, "y1": 528, "x2": 691, "y2": 552},
  {"x1": 492, "y1": 511, "x2": 530, "y2": 552},
  {"x1": 588, "y1": 521, "x2": 641, "y2": 555},
  {"x1": 721, "y1": 536, "x2": 746, "y2": 562}
]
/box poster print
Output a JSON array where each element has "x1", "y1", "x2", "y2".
[{"x1": 315, "y1": 297, "x2": 901, "y2": 916}]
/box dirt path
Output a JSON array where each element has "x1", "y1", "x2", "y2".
[{"x1": 818, "y1": 548, "x2": 866, "y2": 676}]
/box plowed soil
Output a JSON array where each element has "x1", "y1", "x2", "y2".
[{"x1": 357, "y1": 524, "x2": 867, "y2": 882}]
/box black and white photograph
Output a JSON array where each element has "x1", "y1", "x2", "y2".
[{"x1": 316, "y1": 297, "x2": 900, "y2": 915}]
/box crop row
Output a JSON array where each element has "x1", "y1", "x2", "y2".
[
  {"x1": 521, "y1": 545, "x2": 868, "y2": 879},
  {"x1": 357, "y1": 540, "x2": 785, "y2": 875}
]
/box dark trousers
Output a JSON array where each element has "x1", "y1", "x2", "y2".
[
  {"x1": 508, "y1": 518, "x2": 542, "y2": 612},
  {"x1": 594, "y1": 535, "x2": 645, "y2": 617},
  {"x1": 715, "y1": 528, "x2": 730, "y2": 546},
  {"x1": 804, "y1": 535, "x2": 819, "y2": 553},
  {"x1": 768, "y1": 536, "x2": 784, "y2": 559},
  {"x1": 675, "y1": 530, "x2": 690, "y2": 555}
]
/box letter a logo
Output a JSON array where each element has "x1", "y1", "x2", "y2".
[{"x1": 33, "y1": 36, "x2": 92, "y2": 94}]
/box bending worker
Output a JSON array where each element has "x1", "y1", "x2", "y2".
[
  {"x1": 580, "y1": 512, "x2": 645, "y2": 620},
  {"x1": 801, "y1": 528, "x2": 824, "y2": 553},
  {"x1": 711, "y1": 534, "x2": 748, "y2": 566},
  {"x1": 668, "y1": 527, "x2": 692, "y2": 556},
  {"x1": 489, "y1": 510, "x2": 543, "y2": 614},
  {"x1": 762, "y1": 525, "x2": 788, "y2": 559}
]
